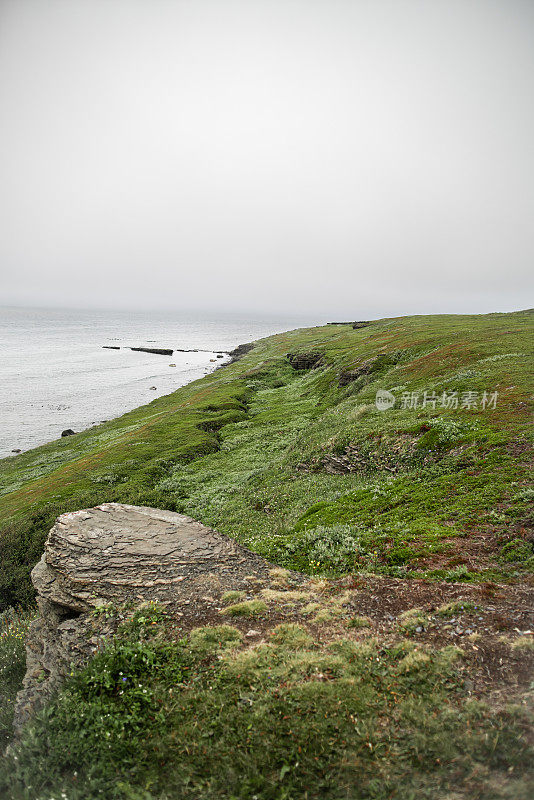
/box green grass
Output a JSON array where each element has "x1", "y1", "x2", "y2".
[
  {"x1": 397, "y1": 608, "x2": 431, "y2": 634},
  {"x1": 2, "y1": 612, "x2": 532, "y2": 800},
  {"x1": 0, "y1": 607, "x2": 36, "y2": 749},
  {"x1": 1, "y1": 309, "x2": 533, "y2": 608},
  {"x1": 435, "y1": 601, "x2": 477, "y2": 618},
  {"x1": 1, "y1": 310, "x2": 533, "y2": 797},
  {"x1": 220, "y1": 599, "x2": 268, "y2": 617}
]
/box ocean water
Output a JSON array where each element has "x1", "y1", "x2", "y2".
[{"x1": 0, "y1": 307, "x2": 322, "y2": 458}]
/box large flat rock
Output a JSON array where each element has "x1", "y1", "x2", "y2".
[
  {"x1": 32, "y1": 503, "x2": 272, "y2": 610},
  {"x1": 13, "y1": 503, "x2": 280, "y2": 733}
]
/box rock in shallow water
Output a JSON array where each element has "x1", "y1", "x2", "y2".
[{"x1": 130, "y1": 347, "x2": 173, "y2": 356}]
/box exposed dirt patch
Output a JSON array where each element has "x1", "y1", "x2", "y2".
[
  {"x1": 166, "y1": 572, "x2": 534, "y2": 702},
  {"x1": 414, "y1": 530, "x2": 507, "y2": 572}
]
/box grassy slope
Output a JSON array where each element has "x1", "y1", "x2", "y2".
[
  {"x1": 1, "y1": 310, "x2": 533, "y2": 608},
  {"x1": 1, "y1": 310, "x2": 533, "y2": 799},
  {"x1": 2, "y1": 605, "x2": 533, "y2": 800}
]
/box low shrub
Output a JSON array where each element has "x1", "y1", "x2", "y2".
[
  {"x1": 2, "y1": 623, "x2": 531, "y2": 799},
  {"x1": 500, "y1": 539, "x2": 533, "y2": 564},
  {"x1": 0, "y1": 607, "x2": 36, "y2": 748}
]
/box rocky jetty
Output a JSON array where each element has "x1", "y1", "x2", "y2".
[
  {"x1": 130, "y1": 347, "x2": 174, "y2": 356},
  {"x1": 14, "y1": 503, "x2": 276, "y2": 732}
]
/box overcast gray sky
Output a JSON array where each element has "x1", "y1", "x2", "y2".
[{"x1": 1, "y1": 0, "x2": 533, "y2": 318}]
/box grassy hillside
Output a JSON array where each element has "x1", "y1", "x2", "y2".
[
  {"x1": 1, "y1": 310, "x2": 533, "y2": 799},
  {"x1": 1, "y1": 310, "x2": 533, "y2": 608}
]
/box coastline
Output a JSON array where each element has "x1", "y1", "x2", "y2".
[
  {"x1": 2, "y1": 348, "x2": 229, "y2": 459},
  {"x1": 5, "y1": 338, "x2": 256, "y2": 459},
  {"x1": 0, "y1": 307, "x2": 320, "y2": 460}
]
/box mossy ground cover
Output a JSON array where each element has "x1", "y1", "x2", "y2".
[
  {"x1": 0, "y1": 607, "x2": 35, "y2": 749},
  {"x1": 1, "y1": 568, "x2": 533, "y2": 798},
  {"x1": 2, "y1": 606, "x2": 532, "y2": 800},
  {"x1": 1, "y1": 310, "x2": 533, "y2": 608}
]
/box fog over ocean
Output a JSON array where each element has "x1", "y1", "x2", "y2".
[{"x1": 0, "y1": 307, "x2": 325, "y2": 458}]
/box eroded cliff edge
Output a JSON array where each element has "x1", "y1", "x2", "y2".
[{"x1": 14, "y1": 502, "x2": 286, "y2": 732}]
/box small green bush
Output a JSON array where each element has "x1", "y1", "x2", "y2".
[
  {"x1": 500, "y1": 539, "x2": 533, "y2": 564},
  {"x1": 417, "y1": 417, "x2": 477, "y2": 451},
  {"x1": 269, "y1": 623, "x2": 313, "y2": 649},
  {"x1": 188, "y1": 625, "x2": 243, "y2": 654},
  {"x1": 386, "y1": 546, "x2": 413, "y2": 565},
  {"x1": 397, "y1": 608, "x2": 430, "y2": 634},
  {"x1": 0, "y1": 607, "x2": 37, "y2": 748},
  {"x1": 346, "y1": 616, "x2": 372, "y2": 629},
  {"x1": 221, "y1": 590, "x2": 246, "y2": 604},
  {"x1": 220, "y1": 599, "x2": 267, "y2": 617},
  {"x1": 435, "y1": 601, "x2": 476, "y2": 618}
]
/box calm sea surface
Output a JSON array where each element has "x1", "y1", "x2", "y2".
[{"x1": 0, "y1": 307, "x2": 324, "y2": 458}]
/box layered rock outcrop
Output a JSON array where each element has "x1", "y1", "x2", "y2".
[
  {"x1": 286, "y1": 352, "x2": 324, "y2": 370},
  {"x1": 14, "y1": 503, "x2": 275, "y2": 732},
  {"x1": 338, "y1": 359, "x2": 376, "y2": 386}
]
